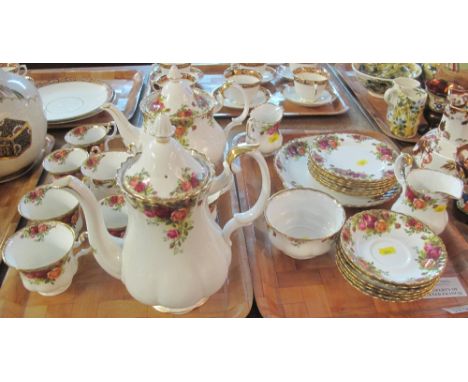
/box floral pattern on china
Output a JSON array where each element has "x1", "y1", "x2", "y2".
[
  {"x1": 82, "y1": 154, "x2": 103, "y2": 172},
  {"x1": 23, "y1": 186, "x2": 49, "y2": 206},
  {"x1": 340, "y1": 209, "x2": 447, "y2": 284},
  {"x1": 20, "y1": 222, "x2": 54, "y2": 242},
  {"x1": 102, "y1": 194, "x2": 125, "y2": 211},
  {"x1": 71, "y1": 125, "x2": 92, "y2": 140},
  {"x1": 310, "y1": 133, "x2": 397, "y2": 182},
  {"x1": 49, "y1": 149, "x2": 72, "y2": 164}
]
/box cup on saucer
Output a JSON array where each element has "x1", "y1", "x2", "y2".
[
  {"x1": 293, "y1": 67, "x2": 330, "y2": 102},
  {"x1": 237, "y1": 63, "x2": 266, "y2": 76},
  {"x1": 43, "y1": 148, "x2": 88, "y2": 180},
  {"x1": 159, "y1": 63, "x2": 191, "y2": 75},
  {"x1": 18, "y1": 185, "x2": 83, "y2": 236},
  {"x1": 289, "y1": 63, "x2": 318, "y2": 73},
  {"x1": 223, "y1": 68, "x2": 263, "y2": 105}
]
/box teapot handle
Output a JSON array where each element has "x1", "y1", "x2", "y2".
[
  {"x1": 384, "y1": 86, "x2": 398, "y2": 105},
  {"x1": 219, "y1": 82, "x2": 250, "y2": 138},
  {"x1": 394, "y1": 153, "x2": 414, "y2": 189},
  {"x1": 221, "y1": 143, "x2": 271, "y2": 245}
]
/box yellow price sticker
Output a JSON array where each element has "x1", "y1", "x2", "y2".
[
  {"x1": 356, "y1": 159, "x2": 368, "y2": 166},
  {"x1": 379, "y1": 246, "x2": 396, "y2": 256}
]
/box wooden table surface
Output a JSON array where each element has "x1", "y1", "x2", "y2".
[{"x1": 1, "y1": 64, "x2": 466, "y2": 317}]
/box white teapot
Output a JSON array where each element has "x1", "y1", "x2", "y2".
[
  {"x1": 0, "y1": 68, "x2": 47, "y2": 178},
  {"x1": 50, "y1": 113, "x2": 270, "y2": 313},
  {"x1": 101, "y1": 65, "x2": 250, "y2": 166}
]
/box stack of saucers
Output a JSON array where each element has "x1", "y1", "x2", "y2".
[
  {"x1": 307, "y1": 133, "x2": 397, "y2": 197},
  {"x1": 336, "y1": 209, "x2": 447, "y2": 302}
]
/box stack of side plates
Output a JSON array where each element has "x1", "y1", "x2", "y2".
[
  {"x1": 336, "y1": 209, "x2": 447, "y2": 302},
  {"x1": 307, "y1": 133, "x2": 397, "y2": 197}
]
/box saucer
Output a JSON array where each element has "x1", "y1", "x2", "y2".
[
  {"x1": 214, "y1": 86, "x2": 271, "y2": 109},
  {"x1": 274, "y1": 137, "x2": 401, "y2": 208},
  {"x1": 282, "y1": 85, "x2": 336, "y2": 107},
  {"x1": 276, "y1": 64, "x2": 294, "y2": 81}
]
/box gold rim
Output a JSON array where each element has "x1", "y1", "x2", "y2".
[
  {"x1": 159, "y1": 63, "x2": 191, "y2": 70},
  {"x1": 336, "y1": 244, "x2": 437, "y2": 291},
  {"x1": 1, "y1": 221, "x2": 76, "y2": 272},
  {"x1": 308, "y1": 159, "x2": 396, "y2": 188},
  {"x1": 152, "y1": 72, "x2": 197, "y2": 88},
  {"x1": 65, "y1": 123, "x2": 111, "y2": 149},
  {"x1": 118, "y1": 150, "x2": 214, "y2": 206},
  {"x1": 223, "y1": 68, "x2": 262, "y2": 88},
  {"x1": 264, "y1": 187, "x2": 346, "y2": 243},
  {"x1": 293, "y1": 67, "x2": 330, "y2": 85},
  {"x1": 336, "y1": 257, "x2": 437, "y2": 302}
]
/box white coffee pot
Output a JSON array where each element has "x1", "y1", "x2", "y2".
[
  {"x1": 50, "y1": 113, "x2": 271, "y2": 313},
  {"x1": 101, "y1": 65, "x2": 250, "y2": 167}
]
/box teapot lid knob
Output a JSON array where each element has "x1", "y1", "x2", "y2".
[
  {"x1": 151, "y1": 112, "x2": 175, "y2": 142},
  {"x1": 168, "y1": 65, "x2": 182, "y2": 81}
]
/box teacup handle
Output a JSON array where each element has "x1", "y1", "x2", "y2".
[
  {"x1": 219, "y1": 82, "x2": 250, "y2": 138},
  {"x1": 220, "y1": 143, "x2": 271, "y2": 245},
  {"x1": 73, "y1": 231, "x2": 92, "y2": 259},
  {"x1": 394, "y1": 153, "x2": 414, "y2": 189}
]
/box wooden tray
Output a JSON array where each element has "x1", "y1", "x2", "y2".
[
  {"x1": 334, "y1": 64, "x2": 423, "y2": 144},
  {"x1": 235, "y1": 128, "x2": 468, "y2": 317},
  {"x1": 29, "y1": 67, "x2": 145, "y2": 129},
  {"x1": 152, "y1": 64, "x2": 350, "y2": 117},
  {"x1": 0, "y1": 135, "x2": 55, "y2": 265},
  {"x1": 0, "y1": 138, "x2": 253, "y2": 318}
]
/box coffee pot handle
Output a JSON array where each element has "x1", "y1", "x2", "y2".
[
  {"x1": 394, "y1": 153, "x2": 414, "y2": 188},
  {"x1": 220, "y1": 82, "x2": 250, "y2": 138},
  {"x1": 221, "y1": 143, "x2": 271, "y2": 244}
]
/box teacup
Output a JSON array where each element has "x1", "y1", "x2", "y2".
[
  {"x1": 18, "y1": 185, "x2": 83, "y2": 235},
  {"x1": 289, "y1": 63, "x2": 318, "y2": 73},
  {"x1": 237, "y1": 63, "x2": 266, "y2": 75},
  {"x1": 81, "y1": 151, "x2": 131, "y2": 200},
  {"x1": 64, "y1": 123, "x2": 117, "y2": 152},
  {"x1": 159, "y1": 63, "x2": 191, "y2": 75},
  {"x1": 223, "y1": 68, "x2": 262, "y2": 105},
  {"x1": 151, "y1": 72, "x2": 197, "y2": 90},
  {"x1": 264, "y1": 188, "x2": 345, "y2": 260},
  {"x1": 0, "y1": 63, "x2": 28, "y2": 76},
  {"x1": 293, "y1": 67, "x2": 330, "y2": 102},
  {"x1": 1, "y1": 221, "x2": 89, "y2": 296},
  {"x1": 99, "y1": 194, "x2": 128, "y2": 238},
  {"x1": 246, "y1": 103, "x2": 283, "y2": 156},
  {"x1": 43, "y1": 147, "x2": 88, "y2": 180}
]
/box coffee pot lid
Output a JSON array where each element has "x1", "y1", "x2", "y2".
[{"x1": 120, "y1": 112, "x2": 212, "y2": 204}]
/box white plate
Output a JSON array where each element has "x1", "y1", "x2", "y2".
[
  {"x1": 310, "y1": 133, "x2": 397, "y2": 182},
  {"x1": 274, "y1": 137, "x2": 400, "y2": 208},
  {"x1": 39, "y1": 81, "x2": 114, "y2": 123},
  {"x1": 282, "y1": 85, "x2": 336, "y2": 107},
  {"x1": 340, "y1": 209, "x2": 447, "y2": 285},
  {"x1": 214, "y1": 86, "x2": 271, "y2": 109},
  {"x1": 276, "y1": 64, "x2": 294, "y2": 80}
]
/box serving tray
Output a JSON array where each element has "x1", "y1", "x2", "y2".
[
  {"x1": 0, "y1": 139, "x2": 253, "y2": 317},
  {"x1": 235, "y1": 128, "x2": 468, "y2": 317},
  {"x1": 29, "y1": 67, "x2": 145, "y2": 129},
  {"x1": 333, "y1": 64, "x2": 424, "y2": 144},
  {"x1": 152, "y1": 64, "x2": 350, "y2": 117}
]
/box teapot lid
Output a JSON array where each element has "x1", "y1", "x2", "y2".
[
  {"x1": 119, "y1": 112, "x2": 213, "y2": 204},
  {"x1": 140, "y1": 65, "x2": 214, "y2": 120}
]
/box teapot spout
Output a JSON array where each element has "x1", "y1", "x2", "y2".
[
  {"x1": 101, "y1": 103, "x2": 141, "y2": 150},
  {"x1": 50, "y1": 176, "x2": 122, "y2": 279}
]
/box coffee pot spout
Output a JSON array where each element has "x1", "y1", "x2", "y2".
[
  {"x1": 50, "y1": 175, "x2": 122, "y2": 279},
  {"x1": 101, "y1": 103, "x2": 141, "y2": 151}
]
